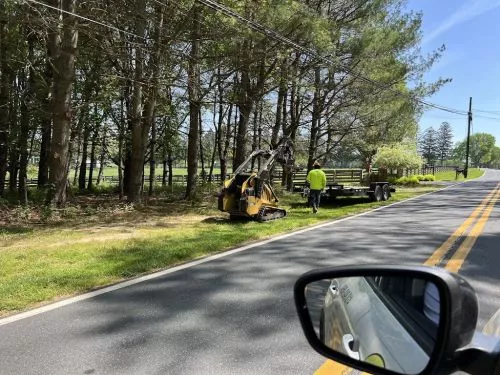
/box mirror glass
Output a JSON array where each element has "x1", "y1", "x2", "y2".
[{"x1": 305, "y1": 275, "x2": 442, "y2": 375}]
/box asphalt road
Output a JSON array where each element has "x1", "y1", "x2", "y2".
[{"x1": 1, "y1": 169, "x2": 499, "y2": 375}]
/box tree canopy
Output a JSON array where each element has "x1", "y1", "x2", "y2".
[
  {"x1": 0, "y1": 0, "x2": 450, "y2": 205},
  {"x1": 454, "y1": 133, "x2": 497, "y2": 168}
]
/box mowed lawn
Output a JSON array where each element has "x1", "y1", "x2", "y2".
[
  {"x1": 434, "y1": 168, "x2": 484, "y2": 181},
  {"x1": 0, "y1": 186, "x2": 441, "y2": 317}
]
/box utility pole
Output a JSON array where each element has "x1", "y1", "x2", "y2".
[{"x1": 464, "y1": 97, "x2": 472, "y2": 178}]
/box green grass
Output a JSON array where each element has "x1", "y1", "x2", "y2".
[
  {"x1": 0, "y1": 186, "x2": 440, "y2": 316},
  {"x1": 434, "y1": 168, "x2": 484, "y2": 181}
]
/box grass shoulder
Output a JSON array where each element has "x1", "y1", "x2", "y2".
[
  {"x1": 434, "y1": 168, "x2": 484, "y2": 181},
  {"x1": 0, "y1": 185, "x2": 441, "y2": 317}
]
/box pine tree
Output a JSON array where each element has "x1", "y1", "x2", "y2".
[
  {"x1": 419, "y1": 127, "x2": 438, "y2": 165},
  {"x1": 436, "y1": 122, "x2": 453, "y2": 165}
]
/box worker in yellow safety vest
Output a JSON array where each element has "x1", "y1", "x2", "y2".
[{"x1": 306, "y1": 161, "x2": 327, "y2": 213}]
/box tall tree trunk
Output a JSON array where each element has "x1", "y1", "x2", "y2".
[
  {"x1": 272, "y1": 76, "x2": 286, "y2": 149},
  {"x1": 122, "y1": 84, "x2": 132, "y2": 196},
  {"x1": 162, "y1": 146, "x2": 167, "y2": 186},
  {"x1": 251, "y1": 104, "x2": 258, "y2": 170},
  {"x1": 8, "y1": 79, "x2": 19, "y2": 192},
  {"x1": 233, "y1": 73, "x2": 253, "y2": 169},
  {"x1": 78, "y1": 124, "x2": 89, "y2": 189},
  {"x1": 198, "y1": 112, "x2": 205, "y2": 182},
  {"x1": 37, "y1": 79, "x2": 52, "y2": 187},
  {"x1": 0, "y1": 4, "x2": 9, "y2": 197},
  {"x1": 18, "y1": 37, "x2": 35, "y2": 203},
  {"x1": 232, "y1": 106, "x2": 238, "y2": 168},
  {"x1": 286, "y1": 66, "x2": 299, "y2": 191},
  {"x1": 128, "y1": 0, "x2": 163, "y2": 202},
  {"x1": 146, "y1": 5, "x2": 165, "y2": 197},
  {"x1": 72, "y1": 134, "x2": 81, "y2": 186},
  {"x1": 185, "y1": 4, "x2": 201, "y2": 199},
  {"x1": 167, "y1": 155, "x2": 173, "y2": 186},
  {"x1": 118, "y1": 94, "x2": 125, "y2": 199},
  {"x1": 208, "y1": 95, "x2": 218, "y2": 183},
  {"x1": 281, "y1": 86, "x2": 289, "y2": 186},
  {"x1": 127, "y1": 0, "x2": 147, "y2": 203},
  {"x1": 87, "y1": 125, "x2": 98, "y2": 191},
  {"x1": 96, "y1": 129, "x2": 106, "y2": 186},
  {"x1": 219, "y1": 102, "x2": 233, "y2": 182},
  {"x1": 216, "y1": 73, "x2": 226, "y2": 182},
  {"x1": 37, "y1": 40, "x2": 56, "y2": 188},
  {"x1": 148, "y1": 118, "x2": 156, "y2": 195},
  {"x1": 307, "y1": 67, "x2": 321, "y2": 171},
  {"x1": 47, "y1": 0, "x2": 78, "y2": 206}
]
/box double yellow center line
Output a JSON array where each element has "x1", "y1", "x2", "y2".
[
  {"x1": 425, "y1": 182, "x2": 500, "y2": 272},
  {"x1": 314, "y1": 182, "x2": 500, "y2": 375}
]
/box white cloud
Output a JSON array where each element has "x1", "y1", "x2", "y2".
[{"x1": 423, "y1": 0, "x2": 500, "y2": 45}]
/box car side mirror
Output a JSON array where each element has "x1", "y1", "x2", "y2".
[{"x1": 294, "y1": 265, "x2": 479, "y2": 375}]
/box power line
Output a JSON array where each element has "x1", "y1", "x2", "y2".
[
  {"x1": 21, "y1": 0, "x2": 221, "y2": 78},
  {"x1": 22, "y1": 0, "x2": 471, "y2": 118},
  {"x1": 23, "y1": 0, "x2": 144, "y2": 40},
  {"x1": 474, "y1": 109, "x2": 500, "y2": 115},
  {"x1": 474, "y1": 114, "x2": 500, "y2": 121},
  {"x1": 194, "y1": 0, "x2": 469, "y2": 116}
]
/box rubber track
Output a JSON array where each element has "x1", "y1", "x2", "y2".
[{"x1": 256, "y1": 207, "x2": 287, "y2": 222}]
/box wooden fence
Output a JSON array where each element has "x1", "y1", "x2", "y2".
[{"x1": 2, "y1": 165, "x2": 459, "y2": 189}]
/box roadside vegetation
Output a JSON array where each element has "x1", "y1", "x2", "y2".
[
  {"x1": 434, "y1": 168, "x2": 484, "y2": 181},
  {"x1": 0, "y1": 185, "x2": 441, "y2": 317}
]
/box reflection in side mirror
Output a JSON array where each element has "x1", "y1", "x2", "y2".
[{"x1": 305, "y1": 276, "x2": 442, "y2": 375}]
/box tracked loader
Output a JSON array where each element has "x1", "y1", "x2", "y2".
[{"x1": 218, "y1": 141, "x2": 294, "y2": 221}]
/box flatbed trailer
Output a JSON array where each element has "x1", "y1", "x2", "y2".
[
  {"x1": 302, "y1": 182, "x2": 396, "y2": 202},
  {"x1": 292, "y1": 169, "x2": 395, "y2": 202}
]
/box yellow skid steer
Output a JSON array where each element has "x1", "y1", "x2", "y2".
[{"x1": 218, "y1": 141, "x2": 294, "y2": 222}]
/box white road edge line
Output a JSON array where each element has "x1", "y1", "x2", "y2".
[{"x1": 0, "y1": 182, "x2": 463, "y2": 326}]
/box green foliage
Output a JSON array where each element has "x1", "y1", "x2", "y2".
[
  {"x1": 423, "y1": 174, "x2": 436, "y2": 181},
  {"x1": 436, "y1": 122, "x2": 454, "y2": 164},
  {"x1": 453, "y1": 133, "x2": 497, "y2": 167},
  {"x1": 393, "y1": 175, "x2": 420, "y2": 185},
  {"x1": 374, "y1": 144, "x2": 423, "y2": 170},
  {"x1": 419, "y1": 127, "x2": 439, "y2": 165},
  {"x1": 407, "y1": 176, "x2": 420, "y2": 185},
  {"x1": 395, "y1": 176, "x2": 408, "y2": 185},
  {"x1": 491, "y1": 146, "x2": 500, "y2": 169},
  {"x1": 415, "y1": 174, "x2": 425, "y2": 181},
  {"x1": 1, "y1": 0, "x2": 450, "y2": 207}
]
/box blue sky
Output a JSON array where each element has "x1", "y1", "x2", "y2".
[{"x1": 405, "y1": 0, "x2": 500, "y2": 145}]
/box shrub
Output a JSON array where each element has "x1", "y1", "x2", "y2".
[
  {"x1": 407, "y1": 176, "x2": 420, "y2": 185},
  {"x1": 387, "y1": 176, "x2": 398, "y2": 184},
  {"x1": 395, "y1": 177, "x2": 408, "y2": 185},
  {"x1": 423, "y1": 174, "x2": 436, "y2": 181},
  {"x1": 374, "y1": 144, "x2": 423, "y2": 170},
  {"x1": 393, "y1": 176, "x2": 420, "y2": 186},
  {"x1": 415, "y1": 175, "x2": 425, "y2": 181}
]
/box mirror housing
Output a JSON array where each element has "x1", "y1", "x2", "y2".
[{"x1": 294, "y1": 265, "x2": 478, "y2": 375}]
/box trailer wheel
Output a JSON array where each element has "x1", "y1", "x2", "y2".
[
  {"x1": 374, "y1": 185, "x2": 383, "y2": 202},
  {"x1": 382, "y1": 184, "x2": 390, "y2": 201}
]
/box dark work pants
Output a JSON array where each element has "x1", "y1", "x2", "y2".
[{"x1": 309, "y1": 189, "x2": 322, "y2": 209}]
